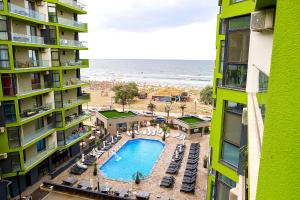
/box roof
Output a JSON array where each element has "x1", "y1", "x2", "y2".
[
  {"x1": 98, "y1": 110, "x2": 137, "y2": 119},
  {"x1": 153, "y1": 87, "x2": 182, "y2": 97},
  {"x1": 177, "y1": 116, "x2": 204, "y2": 124}
]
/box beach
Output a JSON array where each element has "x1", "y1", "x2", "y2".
[{"x1": 82, "y1": 81, "x2": 212, "y2": 116}]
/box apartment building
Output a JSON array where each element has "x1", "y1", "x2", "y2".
[
  {"x1": 207, "y1": 0, "x2": 300, "y2": 200},
  {"x1": 0, "y1": 0, "x2": 91, "y2": 198}
]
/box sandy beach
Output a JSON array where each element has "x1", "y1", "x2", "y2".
[{"x1": 82, "y1": 81, "x2": 212, "y2": 116}]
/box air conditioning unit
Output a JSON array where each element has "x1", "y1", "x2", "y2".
[
  {"x1": 251, "y1": 9, "x2": 274, "y2": 32},
  {"x1": 0, "y1": 153, "x2": 7, "y2": 160}
]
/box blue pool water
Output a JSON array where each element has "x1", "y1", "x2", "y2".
[{"x1": 99, "y1": 139, "x2": 165, "y2": 182}]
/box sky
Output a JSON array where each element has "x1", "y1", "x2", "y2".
[{"x1": 79, "y1": 0, "x2": 219, "y2": 60}]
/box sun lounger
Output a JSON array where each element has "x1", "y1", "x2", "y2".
[
  {"x1": 70, "y1": 165, "x2": 86, "y2": 175},
  {"x1": 182, "y1": 176, "x2": 197, "y2": 184},
  {"x1": 186, "y1": 164, "x2": 198, "y2": 170},
  {"x1": 99, "y1": 184, "x2": 112, "y2": 193},
  {"x1": 127, "y1": 131, "x2": 131, "y2": 136},
  {"x1": 83, "y1": 155, "x2": 97, "y2": 165},
  {"x1": 78, "y1": 180, "x2": 92, "y2": 190},
  {"x1": 76, "y1": 161, "x2": 88, "y2": 169},
  {"x1": 184, "y1": 170, "x2": 198, "y2": 177},
  {"x1": 136, "y1": 191, "x2": 150, "y2": 200},
  {"x1": 180, "y1": 183, "x2": 195, "y2": 193},
  {"x1": 187, "y1": 159, "x2": 198, "y2": 165},
  {"x1": 114, "y1": 188, "x2": 129, "y2": 198}
]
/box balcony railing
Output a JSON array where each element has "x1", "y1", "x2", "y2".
[
  {"x1": 8, "y1": 3, "x2": 46, "y2": 22},
  {"x1": 65, "y1": 113, "x2": 90, "y2": 127},
  {"x1": 60, "y1": 59, "x2": 88, "y2": 67},
  {"x1": 17, "y1": 82, "x2": 51, "y2": 96},
  {"x1": 59, "y1": 0, "x2": 86, "y2": 11},
  {"x1": 20, "y1": 103, "x2": 54, "y2": 121},
  {"x1": 15, "y1": 60, "x2": 50, "y2": 69},
  {"x1": 63, "y1": 78, "x2": 89, "y2": 88},
  {"x1": 24, "y1": 142, "x2": 56, "y2": 169},
  {"x1": 65, "y1": 126, "x2": 91, "y2": 145},
  {"x1": 60, "y1": 39, "x2": 87, "y2": 48},
  {"x1": 63, "y1": 98, "x2": 88, "y2": 108},
  {"x1": 12, "y1": 33, "x2": 45, "y2": 45},
  {"x1": 22, "y1": 123, "x2": 56, "y2": 146},
  {"x1": 58, "y1": 17, "x2": 87, "y2": 29}
]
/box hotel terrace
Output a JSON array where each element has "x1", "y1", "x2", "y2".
[{"x1": 0, "y1": 0, "x2": 90, "y2": 198}]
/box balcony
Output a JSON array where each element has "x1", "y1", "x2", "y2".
[
  {"x1": 63, "y1": 78, "x2": 89, "y2": 89},
  {"x1": 63, "y1": 98, "x2": 89, "y2": 109},
  {"x1": 65, "y1": 126, "x2": 91, "y2": 146},
  {"x1": 59, "y1": 0, "x2": 86, "y2": 11},
  {"x1": 60, "y1": 39, "x2": 87, "y2": 48},
  {"x1": 65, "y1": 113, "x2": 91, "y2": 128},
  {"x1": 58, "y1": 17, "x2": 87, "y2": 30},
  {"x1": 15, "y1": 60, "x2": 50, "y2": 70},
  {"x1": 8, "y1": 3, "x2": 47, "y2": 22},
  {"x1": 12, "y1": 33, "x2": 45, "y2": 45},
  {"x1": 60, "y1": 59, "x2": 89, "y2": 68},
  {"x1": 20, "y1": 103, "x2": 54, "y2": 122},
  {"x1": 17, "y1": 82, "x2": 52, "y2": 97},
  {"x1": 22, "y1": 123, "x2": 56, "y2": 147},
  {"x1": 24, "y1": 142, "x2": 56, "y2": 169}
]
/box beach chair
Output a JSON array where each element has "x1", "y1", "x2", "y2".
[{"x1": 127, "y1": 131, "x2": 131, "y2": 136}]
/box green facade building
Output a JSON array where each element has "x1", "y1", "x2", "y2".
[
  {"x1": 0, "y1": 0, "x2": 92, "y2": 197},
  {"x1": 207, "y1": 0, "x2": 300, "y2": 200}
]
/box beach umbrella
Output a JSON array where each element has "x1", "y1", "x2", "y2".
[
  {"x1": 132, "y1": 171, "x2": 144, "y2": 184},
  {"x1": 103, "y1": 141, "x2": 106, "y2": 148},
  {"x1": 81, "y1": 153, "x2": 85, "y2": 162},
  {"x1": 111, "y1": 135, "x2": 114, "y2": 143},
  {"x1": 175, "y1": 150, "x2": 179, "y2": 159}
]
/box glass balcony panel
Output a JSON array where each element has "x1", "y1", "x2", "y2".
[
  {"x1": 12, "y1": 33, "x2": 45, "y2": 45},
  {"x1": 65, "y1": 126, "x2": 91, "y2": 145},
  {"x1": 15, "y1": 60, "x2": 50, "y2": 69},
  {"x1": 259, "y1": 71, "x2": 269, "y2": 92},
  {"x1": 59, "y1": 0, "x2": 86, "y2": 11},
  {"x1": 60, "y1": 59, "x2": 85, "y2": 67},
  {"x1": 63, "y1": 78, "x2": 89, "y2": 87},
  {"x1": 0, "y1": 32, "x2": 8, "y2": 40},
  {"x1": 17, "y1": 81, "x2": 51, "y2": 96},
  {"x1": 58, "y1": 17, "x2": 87, "y2": 29},
  {"x1": 8, "y1": 3, "x2": 46, "y2": 22},
  {"x1": 60, "y1": 39, "x2": 87, "y2": 48},
  {"x1": 24, "y1": 142, "x2": 56, "y2": 169},
  {"x1": 65, "y1": 113, "x2": 90, "y2": 127},
  {"x1": 20, "y1": 103, "x2": 54, "y2": 121},
  {"x1": 22, "y1": 123, "x2": 55, "y2": 146}
]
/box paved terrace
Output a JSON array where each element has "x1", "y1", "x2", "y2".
[{"x1": 48, "y1": 130, "x2": 209, "y2": 200}]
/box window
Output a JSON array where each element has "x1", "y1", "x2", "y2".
[
  {"x1": 31, "y1": 73, "x2": 41, "y2": 90},
  {"x1": 215, "y1": 173, "x2": 236, "y2": 200},
  {"x1": 227, "y1": 31, "x2": 250, "y2": 64},
  {"x1": 7, "y1": 127, "x2": 20, "y2": 149},
  {"x1": 1, "y1": 74, "x2": 15, "y2": 96},
  {"x1": 51, "y1": 49, "x2": 60, "y2": 67},
  {"x1": 229, "y1": 16, "x2": 250, "y2": 31},
  {"x1": 219, "y1": 19, "x2": 226, "y2": 35},
  {"x1": 48, "y1": 3, "x2": 57, "y2": 22},
  {"x1": 0, "y1": 45, "x2": 10, "y2": 69},
  {"x1": 219, "y1": 41, "x2": 225, "y2": 73},
  {"x1": 37, "y1": 139, "x2": 46, "y2": 152},
  {"x1": 0, "y1": 0, "x2": 3, "y2": 10},
  {"x1": 222, "y1": 142, "x2": 239, "y2": 167},
  {"x1": 259, "y1": 71, "x2": 269, "y2": 91},
  {"x1": 231, "y1": 0, "x2": 246, "y2": 5},
  {"x1": 54, "y1": 92, "x2": 63, "y2": 108},
  {"x1": 0, "y1": 15, "x2": 8, "y2": 40},
  {"x1": 225, "y1": 101, "x2": 245, "y2": 114},
  {"x1": 224, "y1": 64, "x2": 247, "y2": 89}
]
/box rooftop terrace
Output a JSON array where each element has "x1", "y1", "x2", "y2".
[
  {"x1": 177, "y1": 116, "x2": 204, "y2": 124},
  {"x1": 99, "y1": 110, "x2": 137, "y2": 119}
]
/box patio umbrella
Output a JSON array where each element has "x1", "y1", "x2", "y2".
[{"x1": 132, "y1": 171, "x2": 144, "y2": 184}]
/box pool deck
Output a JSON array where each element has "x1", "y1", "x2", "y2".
[{"x1": 49, "y1": 130, "x2": 209, "y2": 200}]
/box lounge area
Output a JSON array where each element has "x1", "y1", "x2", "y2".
[{"x1": 42, "y1": 128, "x2": 209, "y2": 200}]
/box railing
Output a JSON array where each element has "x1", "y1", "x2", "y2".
[
  {"x1": 12, "y1": 33, "x2": 45, "y2": 45},
  {"x1": 79, "y1": 93, "x2": 91, "y2": 100},
  {"x1": 60, "y1": 59, "x2": 88, "y2": 67},
  {"x1": 58, "y1": 17, "x2": 87, "y2": 29},
  {"x1": 65, "y1": 126, "x2": 91, "y2": 145},
  {"x1": 63, "y1": 78, "x2": 89, "y2": 87},
  {"x1": 63, "y1": 97, "x2": 89, "y2": 108},
  {"x1": 60, "y1": 39, "x2": 87, "y2": 48},
  {"x1": 15, "y1": 60, "x2": 50, "y2": 69},
  {"x1": 0, "y1": 60, "x2": 10, "y2": 70},
  {"x1": 17, "y1": 82, "x2": 52, "y2": 96},
  {"x1": 8, "y1": 3, "x2": 46, "y2": 22},
  {"x1": 65, "y1": 113, "x2": 90, "y2": 127},
  {"x1": 59, "y1": 0, "x2": 86, "y2": 11},
  {"x1": 0, "y1": 32, "x2": 8, "y2": 40},
  {"x1": 20, "y1": 103, "x2": 54, "y2": 120},
  {"x1": 22, "y1": 123, "x2": 56, "y2": 146},
  {"x1": 24, "y1": 142, "x2": 56, "y2": 169}
]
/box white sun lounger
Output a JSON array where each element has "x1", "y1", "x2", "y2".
[{"x1": 76, "y1": 161, "x2": 88, "y2": 169}]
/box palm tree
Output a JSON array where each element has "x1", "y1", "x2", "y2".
[
  {"x1": 179, "y1": 103, "x2": 187, "y2": 116},
  {"x1": 147, "y1": 102, "x2": 156, "y2": 116},
  {"x1": 164, "y1": 103, "x2": 172, "y2": 124}
]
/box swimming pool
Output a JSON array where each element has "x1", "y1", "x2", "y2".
[{"x1": 100, "y1": 138, "x2": 165, "y2": 182}]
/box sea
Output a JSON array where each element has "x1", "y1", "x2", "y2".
[{"x1": 81, "y1": 59, "x2": 214, "y2": 88}]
